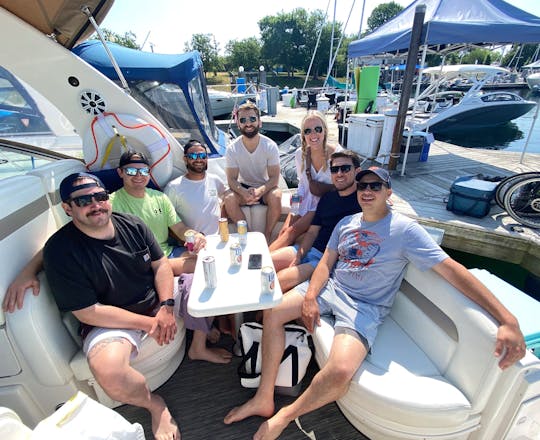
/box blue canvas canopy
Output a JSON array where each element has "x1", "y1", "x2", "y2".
[
  {"x1": 73, "y1": 40, "x2": 203, "y2": 85},
  {"x1": 348, "y1": 0, "x2": 540, "y2": 58}
]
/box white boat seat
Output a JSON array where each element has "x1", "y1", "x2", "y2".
[
  {"x1": 239, "y1": 191, "x2": 292, "y2": 239},
  {"x1": 0, "y1": 407, "x2": 31, "y2": 440},
  {"x1": 26, "y1": 159, "x2": 87, "y2": 228},
  {"x1": 312, "y1": 263, "x2": 504, "y2": 439}
]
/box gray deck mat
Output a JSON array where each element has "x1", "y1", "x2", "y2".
[{"x1": 116, "y1": 333, "x2": 369, "y2": 439}]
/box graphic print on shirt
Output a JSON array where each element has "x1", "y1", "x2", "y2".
[{"x1": 338, "y1": 229, "x2": 382, "y2": 270}]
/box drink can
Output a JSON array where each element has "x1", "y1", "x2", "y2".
[
  {"x1": 202, "y1": 256, "x2": 217, "y2": 288},
  {"x1": 290, "y1": 192, "x2": 301, "y2": 205},
  {"x1": 237, "y1": 220, "x2": 248, "y2": 246},
  {"x1": 290, "y1": 192, "x2": 301, "y2": 216},
  {"x1": 229, "y1": 242, "x2": 242, "y2": 266},
  {"x1": 261, "y1": 266, "x2": 275, "y2": 294},
  {"x1": 184, "y1": 230, "x2": 195, "y2": 253},
  {"x1": 218, "y1": 217, "x2": 229, "y2": 242}
]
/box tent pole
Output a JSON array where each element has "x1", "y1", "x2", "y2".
[
  {"x1": 519, "y1": 101, "x2": 539, "y2": 164},
  {"x1": 388, "y1": 4, "x2": 426, "y2": 171}
]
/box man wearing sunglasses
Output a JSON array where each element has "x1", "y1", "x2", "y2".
[
  {"x1": 165, "y1": 139, "x2": 226, "y2": 236},
  {"x1": 224, "y1": 102, "x2": 282, "y2": 242},
  {"x1": 44, "y1": 172, "x2": 181, "y2": 440},
  {"x1": 269, "y1": 150, "x2": 361, "y2": 293},
  {"x1": 111, "y1": 151, "x2": 206, "y2": 275},
  {"x1": 225, "y1": 166, "x2": 525, "y2": 438}
]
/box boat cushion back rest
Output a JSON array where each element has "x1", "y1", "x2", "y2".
[
  {"x1": 26, "y1": 159, "x2": 87, "y2": 228},
  {"x1": 0, "y1": 175, "x2": 79, "y2": 386}
]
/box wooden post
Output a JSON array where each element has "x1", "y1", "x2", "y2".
[{"x1": 388, "y1": 4, "x2": 426, "y2": 171}]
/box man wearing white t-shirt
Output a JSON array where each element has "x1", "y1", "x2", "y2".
[
  {"x1": 165, "y1": 139, "x2": 226, "y2": 236},
  {"x1": 223, "y1": 102, "x2": 282, "y2": 242}
]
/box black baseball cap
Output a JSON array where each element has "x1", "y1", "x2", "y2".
[
  {"x1": 356, "y1": 167, "x2": 391, "y2": 188},
  {"x1": 59, "y1": 172, "x2": 106, "y2": 202},
  {"x1": 118, "y1": 150, "x2": 150, "y2": 168}
]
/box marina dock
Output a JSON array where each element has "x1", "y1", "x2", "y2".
[{"x1": 263, "y1": 103, "x2": 540, "y2": 280}]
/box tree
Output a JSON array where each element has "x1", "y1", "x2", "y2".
[
  {"x1": 367, "y1": 2, "x2": 404, "y2": 32},
  {"x1": 92, "y1": 28, "x2": 140, "y2": 49},
  {"x1": 501, "y1": 44, "x2": 538, "y2": 69},
  {"x1": 184, "y1": 33, "x2": 222, "y2": 76},
  {"x1": 225, "y1": 38, "x2": 262, "y2": 71}
]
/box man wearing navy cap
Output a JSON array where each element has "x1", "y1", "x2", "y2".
[
  {"x1": 225, "y1": 166, "x2": 526, "y2": 439},
  {"x1": 47, "y1": 172, "x2": 181, "y2": 440}
]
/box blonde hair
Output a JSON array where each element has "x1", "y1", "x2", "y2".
[{"x1": 300, "y1": 111, "x2": 329, "y2": 173}]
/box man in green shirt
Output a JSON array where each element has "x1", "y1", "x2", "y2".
[{"x1": 112, "y1": 151, "x2": 205, "y2": 275}]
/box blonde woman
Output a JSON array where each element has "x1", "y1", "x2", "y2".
[{"x1": 269, "y1": 111, "x2": 342, "y2": 251}]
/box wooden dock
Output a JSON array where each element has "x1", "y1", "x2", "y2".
[{"x1": 263, "y1": 103, "x2": 540, "y2": 279}]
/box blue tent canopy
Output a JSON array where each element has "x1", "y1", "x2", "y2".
[
  {"x1": 348, "y1": 0, "x2": 540, "y2": 59},
  {"x1": 72, "y1": 40, "x2": 203, "y2": 85}
]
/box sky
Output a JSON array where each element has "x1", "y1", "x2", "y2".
[{"x1": 100, "y1": 0, "x2": 540, "y2": 55}]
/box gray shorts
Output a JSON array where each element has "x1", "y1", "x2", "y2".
[{"x1": 294, "y1": 278, "x2": 390, "y2": 349}]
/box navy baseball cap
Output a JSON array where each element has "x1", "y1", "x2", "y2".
[
  {"x1": 59, "y1": 172, "x2": 106, "y2": 202},
  {"x1": 356, "y1": 167, "x2": 391, "y2": 188}
]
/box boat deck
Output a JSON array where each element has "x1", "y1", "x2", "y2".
[
  {"x1": 116, "y1": 333, "x2": 366, "y2": 439},
  {"x1": 266, "y1": 103, "x2": 540, "y2": 278}
]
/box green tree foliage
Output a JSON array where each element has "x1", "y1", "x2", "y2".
[
  {"x1": 92, "y1": 28, "x2": 140, "y2": 49},
  {"x1": 459, "y1": 48, "x2": 493, "y2": 65},
  {"x1": 501, "y1": 44, "x2": 538, "y2": 69},
  {"x1": 225, "y1": 37, "x2": 262, "y2": 71},
  {"x1": 185, "y1": 33, "x2": 222, "y2": 76},
  {"x1": 367, "y1": 2, "x2": 404, "y2": 32}
]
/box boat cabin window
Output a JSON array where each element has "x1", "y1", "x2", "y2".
[
  {"x1": 128, "y1": 79, "x2": 218, "y2": 147},
  {"x1": 481, "y1": 93, "x2": 518, "y2": 102},
  {"x1": 0, "y1": 143, "x2": 58, "y2": 180}
]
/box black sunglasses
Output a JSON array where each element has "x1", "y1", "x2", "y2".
[
  {"x1": 330, "y1": 164, "x2": 352, "y2": 174},
  {"x1": 69, "y1": 191, "x2": 109, "y2": 207},
  {"x1": 123, "y1": 167, "x2": 150, "y2": 177},
  {"x1": 239, "y1": 116, "x2": 258, "y2": 124},
  {"x1": 185, "y1": 152, "x2": 208, "y2": 160},
  {"x1": 303, "y1": 126, "x2": 323, "y2": 135},
  {"x1": 357, "y1": 181, "x2": 386, "y2": 191}
]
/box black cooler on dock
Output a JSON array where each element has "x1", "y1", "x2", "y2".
[{"x1": 446, "y1": 176, "x2": 498, "y2": 218}]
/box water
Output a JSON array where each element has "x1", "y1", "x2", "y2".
[{"x1": 435, "y1": 88, "x2": 540, "y2": 153}]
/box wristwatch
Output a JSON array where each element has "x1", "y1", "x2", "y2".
[{"x1": 159, "y1": 299, "x2": 175, "y2": 307}]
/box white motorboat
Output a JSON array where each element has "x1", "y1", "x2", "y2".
[
  {"x1": 207, "y1": 88, "x2": 257, "y2": 117},
  {"x1": 527, "y1": 72, "x2": 540, "y2": 92},
  {"x1": 0, "y1": 2, "x2": 540, "y2": 440},
  {"x1": 408, "y1": 65, "x2": 537, "y2": 134}
]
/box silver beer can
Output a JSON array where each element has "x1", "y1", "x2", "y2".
[
  {"x1": 202, "y1": 256, "x2": 217, "y2": 288},
  {"x1": 237, "y1": 220, "x2": 248, "y2": 246},
  {"x1": 261, "y1": 266, "x2": 275, "y2": 294},
  {"x1": 229, "y1": 242, "x2": 242, "y2": 266}
]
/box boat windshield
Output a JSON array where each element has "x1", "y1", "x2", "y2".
[
  {"x1": 128, "y1": 78, "x2": 218, "y2": 147},
  {"x1": 0, "y1": 142, "x2": 69, "y2": 180},
  {"x1": 480, "y1": 93, "x2": 521, "y2": 102}
]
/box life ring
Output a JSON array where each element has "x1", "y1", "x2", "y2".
[{"x1": 83, "y1": 112, "x2": 172, "y2": 187}]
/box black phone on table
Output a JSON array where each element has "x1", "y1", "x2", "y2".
[{"x1": 248, "y1": 253, "x2": 262, "y2": 269}]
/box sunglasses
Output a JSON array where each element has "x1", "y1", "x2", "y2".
[
  {"x1": 69, "y1": 191, "x2": 109, "y2": 207},
  {"x1": 357, "y1": 181, "x2": 386, "y2": 191},
  {"x1": 330, "y1": 164, "x2": 352, "y2": 174},
  {"x1": 185, "y1": 152, "x2": 208, "y2": 160},
  {"x1": 239, "y1": 116, "x2": 258, "y2": 124},
  {"x1": 123, "y1": 167, "x2": 150, "y2": 177},
  {"x1": 303, "y1": 126, "x2": 323, "y2": 135}
]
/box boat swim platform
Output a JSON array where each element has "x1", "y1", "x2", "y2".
[{"x1": 267, "y1": 102, "x2": 540, "y2": 279}]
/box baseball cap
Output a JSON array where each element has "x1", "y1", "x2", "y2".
[
  {"x1": 356, "y1": 166, "x2": 391, "y2": 188},
  {"x1": 59, "y1": 172, "x2": 106, "y2": 202},
  {"x1": 118, "y1": 151, "x2": 150, "y2": 168}
]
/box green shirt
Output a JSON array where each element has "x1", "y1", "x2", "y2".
[{"x1": 110, "y1": 187, "x2": 180, "y2": 256}]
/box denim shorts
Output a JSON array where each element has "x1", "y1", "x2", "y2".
[
  {"x1": 169, "y1": 246, "x2": 187, "y2": 258},
  {"x1": 293, "y1": 244, "x2": 323, "y2": 268}
]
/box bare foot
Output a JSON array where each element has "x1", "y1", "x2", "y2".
[
  {"x1": 188, "y1": 346, "x2": 232, "y2": 364},
  {"x1": 149, "y1": 395, "x2": 181, "y2": 440},
  {"x1": 253, "y1": 412, "x2": 290, "y2": 440},
  {"x1": 223, "y1": 396, "x2": 274, "y2": 425},
  {"x1": 207, "y1": 327, "x2": 221, "y2": 344}
]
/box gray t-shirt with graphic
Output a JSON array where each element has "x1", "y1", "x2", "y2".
[{"x1": 327, "y1": 210, "x2": 448, "y2": 308}]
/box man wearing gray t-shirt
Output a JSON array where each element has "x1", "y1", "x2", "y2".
[{"x1": 224, "y1": 167, "x2": 527, "y2": 439}]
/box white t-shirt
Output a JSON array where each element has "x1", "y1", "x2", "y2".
[
  {"x1": 294, "y1": 145, "x2": 343, "y2": 216},
  {"x1": 225, "y1": 134, "x2": 280, "y2": 187},
  {"x1": 165, "y1": 173, "x2": 225, "y2": 235}
]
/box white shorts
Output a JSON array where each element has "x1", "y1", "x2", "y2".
[{"x1": 83, "y1": 328, "x2": 146, "y2": 359}]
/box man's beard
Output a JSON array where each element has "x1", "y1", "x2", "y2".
[
  {"x1": 240, "y1": 125, "x2": 259, "y2": 138},
  {"x1": 187, "y1": 162, "x2": 207, "y2": 173}
]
